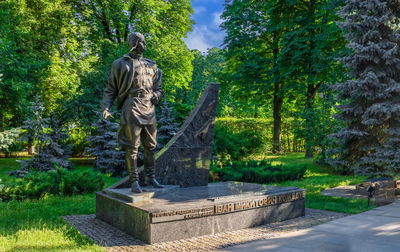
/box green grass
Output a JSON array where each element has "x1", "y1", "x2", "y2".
[
  {"x1": 257, "y1": 153, "x2": 373, "y2": 214},
  {"x1": 0, "y1": 158, "x2": 119, "y2": 252}
]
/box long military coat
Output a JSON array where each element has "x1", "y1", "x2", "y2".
[{"x1": 101, "y1": 53, "x2": 162, "y2": 113}]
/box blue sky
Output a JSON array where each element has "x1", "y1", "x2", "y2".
[{"x1": 185, "y1": 0, "x2": 226, "y2": 52}]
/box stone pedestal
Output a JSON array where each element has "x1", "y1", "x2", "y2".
[{"x1": 96, "y1": 182, "x2": 305, "y2": 244}]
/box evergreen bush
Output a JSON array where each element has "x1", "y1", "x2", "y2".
[
  {"x1": 15, "y1": 118, "x2": 72, "y2": 175},
  {"x1": 210, "y1": 160, "x2": 306, "y2": 184},
  {"x1": 12, "y1": 99, "x2": 72, "y2": 176},
  {"x1": 86, "y1": 114, "x2": 125, "y2": 176},
  {"x1": 0, "y1": 167, "x2": 104, "y2": 201}
]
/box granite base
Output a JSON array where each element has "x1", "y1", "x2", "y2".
[{"x1": 96, "y1": 182, "x2": 306, "y2": 244}]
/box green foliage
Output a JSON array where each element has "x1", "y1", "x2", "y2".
[
  {"x1": 0, "y1": 167, "x2": 104, "y2": 201},
  {"x1": 1, "y1": 0, "x2": 194, "y2": 137},
  {"x1": 293, "y1": 91, "x2": 344, "y2": 160},
  {"x1": 66, "y1": 125, "x2": 89, "y2": 156},
  {"x1": 214, "y1": 120, "x2": 265, "y2": 161},
  {"x1": 210, "y1": 159, "x2": 306, "y2": 184},
  {"x1": 16, "y1": 102, "x2": 72, "y2": 174},
  {"x1": 221, "y1": 0, "x2": 347, "y2": 153},
  {"x1": 214, "y1": 117, "x2": 301, "y2": 160},
  {"x1": 0, "y1": 128, "x2": 21, "y2": 156},
  {"x1": 185, "y1": 48, "x2": 225, "y2": 110},
  {"x1": 0, "y1": 0, "x2": 88, "y2": 129}
]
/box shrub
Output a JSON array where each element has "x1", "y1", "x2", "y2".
[
  {"x1": 0, "y1": 167, "x2": 104, "y2": 201},
  {"x1": 213, "y1": 118, "x2": 267, "y2": 161},
  {"x1": 210, "y1": 160, "x2": 306, "y2": 184}
]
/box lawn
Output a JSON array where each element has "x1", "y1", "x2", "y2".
[
  {"x1": 0, "y1": 153, "x2": 372, "y2": 251},
  {"x1": 0, "y1": 158, "x2": 118, "y2": 252},
  {"x1": 258, "y1": 153, "x2": 373, "y2": 214}
]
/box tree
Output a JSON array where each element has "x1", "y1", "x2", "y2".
[
  {"x1": 330, "y1": 0, "x2": 400, "y2": 176},
  {"x1": 19, "y1": 98, "x2": 49, "y2": 155},
  {"x1": 14, "y1": 127, "x2": 71, "y2": 177},
  {"x1": 278, "y1": 0, "x2": 347, "y2": 157},
  {"x1": 12, "y1": 101, "x2": 71, "y2": 176},
  {"x1": 222, "y1": 0, "x2": 348, "y2": 155},
  {"x1": 0, "y1": 0, "x2": 87, "y2": 126},
  {"x1": 186, "y1": 48, "x2": 225, "y2": 108},
  {"x1": 222, "y1": 0, "x2": 298, "y2": 152},
  {"x1": 86, "y1": 114, "x2": 125, "y2": 176}
]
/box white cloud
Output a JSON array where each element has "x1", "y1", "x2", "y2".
[
  {"x1": 212, "y1": 11, "x2": 223, "y2": 27},
  {"x1": 185, "y1": 25, "x2": 225, "y2": 53},
  {"x1": 193, "y1": 5, "x2": 206, "y2": 16}
]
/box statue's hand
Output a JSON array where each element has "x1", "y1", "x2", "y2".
[
  {"x1": 102, "y1": 109, "x2": 113, "y2": 119},
  {"x1": 151, "y1": 93, "x2": 158, "y2": 104}
]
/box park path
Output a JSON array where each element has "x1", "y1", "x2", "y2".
[{"x1": 218, "y1": 199, "x2": 400, "y2": 252}]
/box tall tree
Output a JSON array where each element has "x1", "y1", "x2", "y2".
[
  {"x1": 330, "y1": 0, "x2": 400, "y2": 176},
  {"x1": 0, "y1": 0, "x2": 89, "y2": 127},
  {"x1": 222, "y1": 0, "x2": 296, "y2": 152},
  {"x1": 279, "y1": 0, "x2": 347, "y2": 157}
]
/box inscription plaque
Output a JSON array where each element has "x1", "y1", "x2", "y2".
[
  {"x1": 152, "y1": 207, "x2": 214, "y2": 223},
  {"x1": 150, "y1": 190, "x2": 305, "y2": 223},
  {"x1": 215, "y1": 191, "x2": 305, "y2": 214}
]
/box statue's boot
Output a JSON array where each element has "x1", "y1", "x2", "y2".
[
  {"x1": 144, "y1": 148, "x2": 164, "y2": 188},
  {"x1": 131, "y1": 180, "x2": 143, "y2": 193},
  {"x1": 150, "y1": 178, "x2": 164, "y2": 188},
  {"x1": 126, "y1": 151, "x2": 142, "y2": 193}
]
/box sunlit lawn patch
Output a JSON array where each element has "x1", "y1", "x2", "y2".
[
  {"x1": 0, "y1": 158, "x2": 118, "y2": 252},
  {"x1": 258, "y1": 153, "x2": 373, "y2": 214}
]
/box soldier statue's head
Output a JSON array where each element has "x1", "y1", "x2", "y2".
[{"x1": 128, "y1": 32, "x2": 146, "y2": 54}]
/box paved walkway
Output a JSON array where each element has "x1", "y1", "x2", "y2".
[
  {"x1": 218, "y1": 199, "x2": 400, "y2": 252},
  {"x1": 63, "y1": 209, "x2": 347, "y2": 252}
]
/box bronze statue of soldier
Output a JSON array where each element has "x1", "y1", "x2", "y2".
[{"x1": 102, "y1": 32, "x2": 164, "y2": 193}]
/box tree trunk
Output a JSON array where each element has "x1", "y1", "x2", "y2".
[
  {"x1": 286, "y1": 129, "x2": 291, "y2": 152},
  {"x1": 304, "y1": 0, "x2": 317, "y2": 158},
  {"x1": 27, "y1": 138, "x2": 35, "y2": 155},
  {"x1": 272, "y1": 88, "x2": 283, "y2": 153},
  {"x1": 272, "y1": 31, "x2": 283, "y2": 154}
]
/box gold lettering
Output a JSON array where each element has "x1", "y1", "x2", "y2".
[
  {"x1": 235, "y1": 202, "x2": 242, "y2": 210},
  {"x1": 226, "y1": 203, "x2": 233, "y2": 212}
]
